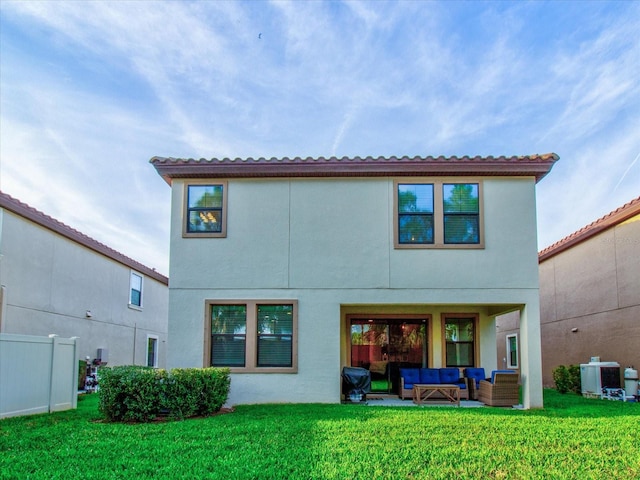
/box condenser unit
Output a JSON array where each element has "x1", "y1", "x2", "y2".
[{"x1": 580, "y1": 361, "x2": 620, "y2": 396}]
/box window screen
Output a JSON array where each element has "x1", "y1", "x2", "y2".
[
  {"x1": 443, "y1": 184, "x2": 479, "y2": 244},
  {"x1": 444, "y1": 317, "x2": 475, "y2": 367},
  {"x1": 187, "y1": 185, "x2": 224, "y2": 233},
  {"x1": 257, "y1": 304, "x2": 293, "y2": 367},
  {"x1": 211, "y1": 305, "x2": 246, "y2": 367},
  {"x1": 398, "y1": 184, "x2": 434, "y2": 244}
]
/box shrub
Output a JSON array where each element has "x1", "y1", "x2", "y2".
[
  {"x1": 553, "y1": 364, "x2": 581, "y2": 394},
  {"x1": 162, "y1": 367, "x2": 230, "y2": 419},
  {"x1": 98, "y1": 366, "x2": 167, "y2": 422},
  {"x1": 567, "y1": 364, "x2": 581, "y2": 393},
  {"x1": 98, "y1": 366, "x2": 230, "y2": 422},
  {"x1": 163, "y1": 368, "x2": 203, "y2": 420},
  {"x1": 199, "y1": 367, "x2": 231, "y2": 415}
]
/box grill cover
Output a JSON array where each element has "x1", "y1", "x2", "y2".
[{"x1": 341, "y1": 367, "x2": 371, "y2": 399}]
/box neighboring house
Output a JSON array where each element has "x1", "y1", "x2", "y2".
[
  {"x1": 151, "y1": 153, "x2": 558, "y2": 408},
  {"x1": 0, "y1": 192, "x2": 169, "y2": 369},
  {"x1": 496, "y1": 196, "x2": 640, "y2": 387}
]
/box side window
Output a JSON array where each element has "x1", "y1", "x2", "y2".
[
  {"x1": 443, "y1": 183, "x2": 479, "y2": 244},
  {"x1": 146, "y1": 335, "x2": 159, "y2": 368},
  {"x1": 129, "y1": 272, "x2": 143, "y2": 308},
  {"x1": 184, "y1": 183, "x2": 227, "y2": 237},
  {"x1": 506, "y1": 334, "x2": 518, "y2": 369}
]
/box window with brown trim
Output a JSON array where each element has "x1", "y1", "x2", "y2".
[
  {"x1": 205, "y1": 300, "x2": 298, "y2": 373},
  {"x1": 184, "y1": 182, "x2": 228, "y2": 238},
  {"x1": 442, "y1": 314, "x2": 478, "y2": 367},
  {"x1": 395, "y1": 180, "x2": 483, "y2": 248},
  {"x1": 443, "y1": 183, "x2": 479, "y2": 244}
]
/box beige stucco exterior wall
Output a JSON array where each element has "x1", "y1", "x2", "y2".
[
  {"x1": 538, "y1": 214, "x2": 640, "y2": 387},
  {"x1": 167, "y1": 176, "x2": 544, "y2": 407},
  {"x1": 0, "y1": 209, "x2": 168, "y2": 368},
  {"x1": 497, "y1": 213, "x2": 640, "y2": 388}
]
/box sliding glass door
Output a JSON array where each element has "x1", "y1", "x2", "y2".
[{"x1": 350, "y1": 318, "x2": 427, "y2": 394}]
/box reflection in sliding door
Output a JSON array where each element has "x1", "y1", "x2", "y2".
[{"x1": 350, "y1": 318, "x2": 427, "y2": 394}]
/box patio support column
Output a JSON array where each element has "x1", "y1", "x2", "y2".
[{"x1": 519, "y1": 303, "x2": 543, "y2": 408}]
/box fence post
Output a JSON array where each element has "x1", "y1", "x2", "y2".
[
  {"x1": 48, "y1": 334, "x2": 59, "y2": 413},
  {"x1": 70, "y1": 337, "x2": 79, "y2": 409}
]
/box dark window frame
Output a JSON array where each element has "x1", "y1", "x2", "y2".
[
  {"x1": 394, "y1": 179, "x2": 484, "y2": 249},
  {"x1": 183, "y1": 181, "x2": 228, "y2": 238},
  {"x1": 397, "y1": 183, "x2": 435, "y2": 245},
  {"x1": 443, "y1": 183, "x2": 480, "y2": 245}
]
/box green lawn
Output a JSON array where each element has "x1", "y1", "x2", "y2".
[{"x1": 1, "y1": 390, "x2": 638, "y2": 479}]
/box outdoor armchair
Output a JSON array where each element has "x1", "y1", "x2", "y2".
[
  {"x1": 477, "y1": 370, "x2": 519, "y2": 407},
  {"x1": 463, "y1": 367, "x2": 487, "y2": 400}
]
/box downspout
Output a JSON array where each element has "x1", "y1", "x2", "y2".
[
  {"x1": 133, "y1": 323, "x2": 137, "y2": 365},
  {"x1": 0, "y1": 285, "x2": 6, "y2": 333}
]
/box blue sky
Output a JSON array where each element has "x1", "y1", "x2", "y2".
[{"x1": 1, "y1": 0, "x2": 638, "y2": 276}]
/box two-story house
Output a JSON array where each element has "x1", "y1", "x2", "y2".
[
  {"x1": 151, "y1": 154, "x2": 558, "y2": 408},
  {"x1": 0, "y1": 192, "x2": 168, "y2": 369}
]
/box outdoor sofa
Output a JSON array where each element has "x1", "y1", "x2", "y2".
[{"x1": 398, "y1": 367, "x2": 469, "y2": 400}]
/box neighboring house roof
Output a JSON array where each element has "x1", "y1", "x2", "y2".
[
  {"x1": 538, "y1": 196, "x2": 640, "y2": 263},
  {"x1": 0, "y1": 191, "x2": 168, "y2": 285},
  {"x1": 150, "y1": 153, "x2": 559, "y2": 185}
]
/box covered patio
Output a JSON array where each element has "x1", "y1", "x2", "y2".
[{"x1": 341, "y1": 302, "x2": 542, "y2": 409}]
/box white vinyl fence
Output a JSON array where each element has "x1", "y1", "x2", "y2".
[{"x1": 0, "y1": 333, "x2": 79, "y2": 419}]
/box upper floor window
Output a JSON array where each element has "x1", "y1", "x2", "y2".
[
  {"x1": 395, "y1": 180, "x2": 483, "y2": 248},
  {"x1": 184, "y1": 183, "x2": 227, "y2": 238},
  {"x1": 398, "y1": 184, "x2": 434, "y2": 244},
  {"x1": 129, "y1": 272, "x2": 143, "y2": 308},
  {"x1": 443, "y1": 183, "x2": 479, "y2": 244},
  {"x1": 206, "y1": 300, "x2": 298, "y2": 373}
]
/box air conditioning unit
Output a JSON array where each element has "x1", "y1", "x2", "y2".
[
  {"x1": 96, "y1": 348, "x2": 109, "y2": 365},
  {"x1": 580, "y1": 361, "x2": 620, "y2": 396}
]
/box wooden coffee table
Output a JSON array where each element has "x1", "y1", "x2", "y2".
[{"x1": 413, "y1": 384, "x2": 460, "y2": 406}]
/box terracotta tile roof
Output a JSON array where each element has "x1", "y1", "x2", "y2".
[
  {"x1": 0, "y1": 191, "x2": 168, "y2": 285},
  {"x1": 150, "y1": 153, "x2": 559, "y2": 185},
  {"x1": 539, "y1": 196, "x2": 640, "y2": 263}
]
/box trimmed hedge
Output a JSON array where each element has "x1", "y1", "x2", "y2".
[
  {"x1": 552, "y1": 364, "x2": 581, "y2": 394},
  {"x1": 98, "y1": 366, "x2": 230, "y2": 422}
]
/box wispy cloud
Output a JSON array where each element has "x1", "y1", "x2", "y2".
[
  {"x1": 1, "y1": 0, "x2": 638, "y2": 266},
  {"x1": 614, "y1": 152, "x2": 640, "y2": 192}
]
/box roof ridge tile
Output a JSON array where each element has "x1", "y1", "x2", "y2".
[{"x1": 539, "y1": 195, "x2": 640, "y2": 261}]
